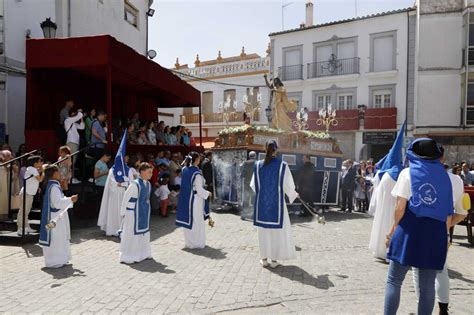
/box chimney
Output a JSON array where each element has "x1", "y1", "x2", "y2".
[{"x1": 305, "y1": 0, "x2": 314, "y2": 27}]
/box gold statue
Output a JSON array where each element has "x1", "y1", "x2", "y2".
[{"x1": 264, "y1": 74, "x2": 297, "y2": 132}]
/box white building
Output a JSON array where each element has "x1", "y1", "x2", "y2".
[
  {"x1": 0, "y1": 0, "x2": 153, "y2": 151},
  {"x1": 414, "y1": 0, "x2": 474, "y2": 162},
  {"x1": 172, "y1": 48, "x2": 270, "y2": 141},
  {"x1": 269, "y1": 1, "x2": 415, "y2": 161}
]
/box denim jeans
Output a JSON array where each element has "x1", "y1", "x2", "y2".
[{"x1": 384, "y1": 260, "x2": 437, "y2": 315}]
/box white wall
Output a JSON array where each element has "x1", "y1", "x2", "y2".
[
  {"x1": 4, "y1": 0, "x2": 56, "y2": 63},
  {"x1": 69, "y1": 0, "x2": 148, "y2": 55},
  {"x1": 4, "y1": 0, "x2": 148, "y2": 63},
  {"x1": 414, "y1": 10, "x2": 464, "y2": 130},
  {"x1": 271, "y1": 12, "x2": 410, "y2": 127},
  {"x1": 418, "y1": 14, "x2": 463, "y2": 69},
  {"x1": 5, "y1": 74, "x2": 26, "y2": 149}
]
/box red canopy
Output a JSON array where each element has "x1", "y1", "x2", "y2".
[{"x1": 25, "y1": 35, "x2": 202, "y2": 158}]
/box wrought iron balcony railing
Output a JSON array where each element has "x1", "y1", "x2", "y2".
[
  {"x1": 307, "y1": 57, "x2": 360, "y2": 78},
  {"x1": 278, "y1": 64, "x2": 303, "y2": 81}
]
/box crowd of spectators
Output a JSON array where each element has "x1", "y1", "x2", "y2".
[{"x1": 118, "y1": 113, "x2": 197, "y2": 147}]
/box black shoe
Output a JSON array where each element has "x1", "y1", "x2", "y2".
[
  {"x1": 338, "y1": 208, "x2": 346, "y2": 212},
  {"x1": 347, "y1": 209, "x2": 352, "y2": 213}
]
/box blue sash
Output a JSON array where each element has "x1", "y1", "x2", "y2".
[
  {"x1": 39, "y1": 180, "x2": 62, "y2": 247},
  {"x1": 253, "y1": 158, "x2": 286, "y2": 229},
  {"x1": 406, "y1": 149, "x2": 453, "y2": 222},
  {"x1": 176, "y1": 166, "x2": 209, "y2": 229},
  {"x1": 126, "y1": 178, "x2": 151, "y2": 235}
]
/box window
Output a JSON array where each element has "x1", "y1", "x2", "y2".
[
  {"x1": 223, "y1": 89, "x2": 236, "y2": 110},
  {"x1": 373, "y1": 90, "x2": 391, "y2": 108},
  {"x1": 337, "y1": 93, "x2": 353, "y2": 110},
  {"x1": 202, "y1": 91, "x2": 213, "y2": 114},
  {"x1": 369, "y1": 85, "x2": 395, "y2": 108},
  {"x1": 282, "y1": 154, "x2": 296, "y2": 166},
  {"x1": 311, "y1": 38, "x2": 358, "y2": 78},
  {"x1": 317, "y1": 95, "x2": 331, "y2": 110},
  {"x1": 313, "y1": 87, "x2": 357, "y2": 111},
  {"x1": 370, "y1": 31, "x2": 397, "y2": 72},
  {"x1": 124, "y1": 1, "x2": 139, "y2": 28},
  {"x1": 281, "y1": 46, "x2": 303, "y2": 80}
]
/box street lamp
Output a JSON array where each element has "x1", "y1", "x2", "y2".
[{"x1": 40, "y1": 18, "x2": 57, "y2": 39}]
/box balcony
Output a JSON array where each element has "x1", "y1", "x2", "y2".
[
  {"x1": 181, "y1": 111, "x2": 261, "y2": 124},
  {"x1": 307, "y1": 57, "x2": 360, "y2": 79},
  {"x1": 278, "y1": 64, "x2": 303, "y2": 81}
]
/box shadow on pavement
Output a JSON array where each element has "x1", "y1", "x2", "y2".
[
  {"x1": 128, "y1": 258, "x2": 175, "y2": 274},
  {"x1": 23, "y1": 244, "x2": 43, "y2": 258},
  {"x1": 41, "y1": 264, "x2": 86, "y2": 279},
  {"x1": 269, "y1": 265, "x2": 338, "y2": 289},
  {"x1": 448, "y1": 268, "x2": 474, "y2": 284},
  {"x1": 182, "y1": 246, "x2": 227, "y2": 260}
]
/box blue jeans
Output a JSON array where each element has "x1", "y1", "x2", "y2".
[{"x1": 384, "y1": 260, "x2": 437, "y2": 315}]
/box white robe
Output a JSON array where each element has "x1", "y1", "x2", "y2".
[
  {"x1": 97, "y1": 169, "x2": 132, "y2": 236},
  {"x1": 368, "y1": 172, "x2": 397, "y2": 259},
  {"x1": 41, "y1": 186, "x2": 73, "y2": 268},
  {"x1": 250, "y1": 163, "x2": 297, "y2": 261},
  {"x1": 119, "y1": 182, "x2": 151, "y2": 263},
  {"x1": 184, "y1": 174, "x2": 210, "y2": 249}
]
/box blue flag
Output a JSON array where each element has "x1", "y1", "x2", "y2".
[
  {"x1": 376, "y1": 121, "x2": 406, "y2": 181},
  {"x1": 113, "y1": 130, "x2": 129, "y2": 183}
]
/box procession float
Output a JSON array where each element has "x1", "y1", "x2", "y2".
[{"x1": 211, "y1": 74, "x2": 343, "y2": 209}]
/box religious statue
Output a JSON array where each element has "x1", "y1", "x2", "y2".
[{"x1": 264, "y1": 73, "x2": 297, "y2": 132}]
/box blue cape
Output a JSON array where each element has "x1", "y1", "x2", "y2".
[
  {"x1": 122, "y1": 178, "x2": 151, "y2": 235},
  {"x1": 406, "y1": 140, "x2": 453, "y2": 222},
  {"x1": 39, "y1": 180, "x2": 62, "y2": 247},
  {"x1": 253, "y1": 158, "x2": 286, "y2": 229},
  {"x1": 176, "y1": 166, "x2": 210, "y2": 229}
]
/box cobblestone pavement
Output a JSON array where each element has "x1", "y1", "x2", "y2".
[{"x1": 1, "y1": 210, "x2": 473, "y2": 314}]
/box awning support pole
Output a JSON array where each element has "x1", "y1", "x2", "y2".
[
  {"x1": 198, "y1": 105, "x2": 203, "y2": 146},
  {"x1": 106, "y1": 66, "x2": 113, "y2": 148}
]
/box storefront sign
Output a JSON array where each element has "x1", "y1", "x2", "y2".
[{"x1": 363, "y1": 132, "x2": 396, "y2": 144}]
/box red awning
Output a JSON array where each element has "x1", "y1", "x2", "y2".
[
  {"x1": 26, "y1": 35, "x2": 200, "y2": 109},
  {"x1": 24, "y1": 35, "x2": 203, "y2": 159}
]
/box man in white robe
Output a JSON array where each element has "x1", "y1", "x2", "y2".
[
  {"x1": 368, "y1": 172, "x2": 397, "y2": 259},
  {"x1": 119, "y1": 163, "x2": 153, "y2": 264},
  {"x1": 368, "y1": 122, "x2": 405, "y2": 260},
  {"x1": 98, "y1": 130, "x2": 131, "y2": 236},
  {"x1": 39, "y1": 166, "x2": 78, "y2": 268},
  {"x1": 250, "y1": 142, "x2": 298, "y2": 269},
  {"x1": 97, "y1": 168, "x2": 133, "y2": 236}
]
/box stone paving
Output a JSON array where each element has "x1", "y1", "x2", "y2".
[{"x1": 0, "y1": 210, "x2": 473, "y2": 314}]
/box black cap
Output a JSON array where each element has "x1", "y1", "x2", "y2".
[{"x1": 410, "y1": 138, "x2": 442, "y2": 160}]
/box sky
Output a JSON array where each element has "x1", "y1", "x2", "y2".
[{"x1": 148, "y1": 0, "x2": 415, "y2": 68}]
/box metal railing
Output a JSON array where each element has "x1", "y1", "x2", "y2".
[
  {"x1": 307, "y1": 57, "x2": 360, "y2": 78},
  {"x1": 278, "y1": 64, "x2": 303, "y2": 81}
]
